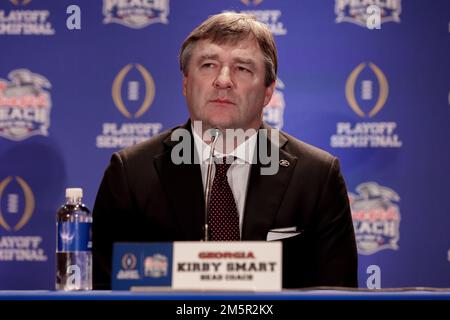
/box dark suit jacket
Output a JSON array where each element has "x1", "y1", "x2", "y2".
[{"x1": 92, "y1": 122, "x2": 358, "y2": 289}]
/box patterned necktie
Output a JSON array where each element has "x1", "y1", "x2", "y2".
[{"x1": 208, "y1": 157, "x2": 240, "y2": 241}]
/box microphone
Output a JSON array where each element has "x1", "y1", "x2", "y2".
[{"x1": 203, "y1": 128, "x2": 221, "y2": 241}]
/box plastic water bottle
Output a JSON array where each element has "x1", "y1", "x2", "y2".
[{"x1": 56, "y1": 188, "x2": 92, "y2": 290}]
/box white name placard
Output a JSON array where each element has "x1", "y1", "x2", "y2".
[{"x1": 172, "y1": 241, "x2": 282, "y2": 292}]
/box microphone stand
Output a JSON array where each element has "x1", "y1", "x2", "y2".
[{"x1": 203, "y1": 128, "x2": 221, "y2": 241}]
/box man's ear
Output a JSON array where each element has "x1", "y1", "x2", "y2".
[
  {"x1": 263, "y1": 81, "x2": 276, "y2": 106},
  {"x1": 182, "y1": 75, "x2": 187, "y2": 97}
]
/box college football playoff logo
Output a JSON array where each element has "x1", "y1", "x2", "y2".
[
  {"x1": 346, "y1": 62, "x2": 388, "y2": 117},
  {"x1": 0, "y1": 176, "x2": 35, "y2": 231},
  {"x1": 112, "y1": 64, "x2": 155, "y2": 119}
]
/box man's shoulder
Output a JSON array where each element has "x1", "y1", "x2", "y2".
[{"x1": 279, "y1": 130, "x2": 336, "y2": 164}]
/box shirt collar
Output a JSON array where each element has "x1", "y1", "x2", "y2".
[{"x1": 192, "y1": 126, "x2": 257, "y2": 164}]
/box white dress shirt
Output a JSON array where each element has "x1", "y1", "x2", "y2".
[{"x1": 192, "y1": 128, "x2": 257, "y2": 235}]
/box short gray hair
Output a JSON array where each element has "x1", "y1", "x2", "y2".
[{"x1": 179, "y1": 12, "x2": 277, "y2": 87}]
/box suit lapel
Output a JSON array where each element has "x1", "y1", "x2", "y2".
[
  {"x1": 242, "y1": 128, "x2": 298, "y2": 240},
  {"x1": 153, "y1": 123, "x2": 205, "y2": 240},
  {"x1": 152, "y1": 122, "x2": 298, "y2": 241}
]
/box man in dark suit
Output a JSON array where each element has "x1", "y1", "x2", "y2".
[{"x1": 92, "y1": 12, "x2": 358, "y2": 289}]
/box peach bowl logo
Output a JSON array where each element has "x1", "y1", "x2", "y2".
[
  {"x1": 103, "y1": 0, "x2": 170, "y2": 29},
  {"x1": 350, "y1": 182, "x2": 401, "y2": 255},
  {"x1": 144, "y1": 253, "x2": 168, "y2": 278},
  {"x1": 0, "y1": 176, "x2": 35, "y2": 231},
  {"x1": 0, "y1": 69, "x2": 52, "y2": 141},
  {"x1": 335, "y1": 0, "x2": 401, "y2": 27}
]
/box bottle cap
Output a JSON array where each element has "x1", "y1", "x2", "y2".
[{"x1": 65, "y1": 188, "x2": 83, "y2": 199}]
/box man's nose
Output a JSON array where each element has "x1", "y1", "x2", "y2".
[{"x1": 213, "y1": 67, "x2": 233, "y2": 89}]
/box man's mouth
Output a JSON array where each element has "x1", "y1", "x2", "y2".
[{"x1": 210, "y1": 98, "x2": 235, "y2": 105}]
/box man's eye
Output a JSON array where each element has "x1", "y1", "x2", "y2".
[
  {"x1": 237, "y1": 66, "x2": 251, "y2": 73},
  {"x1": 201, "y1": 63, "x2": 215, "y2": 68}
]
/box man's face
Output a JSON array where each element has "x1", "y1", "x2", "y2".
[{"x1": 183, "y1": 38, "x2": 275, "y2": 131}]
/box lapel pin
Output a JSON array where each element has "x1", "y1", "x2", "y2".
[{"x1": 279, "y1": 159, "x2": 290, "y2": 167}]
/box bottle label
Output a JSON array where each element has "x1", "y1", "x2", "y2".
[{"x1": 57, "y1": 222, "x2": 92, "y2": 252}]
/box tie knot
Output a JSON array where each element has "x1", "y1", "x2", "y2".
[{"x1": 214, "y1": 157, "x2": 233, "y2": 178}]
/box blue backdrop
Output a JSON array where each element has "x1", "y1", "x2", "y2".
[{"x1": 1, "y1": 0, "x2": 449, "y2": 289}]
